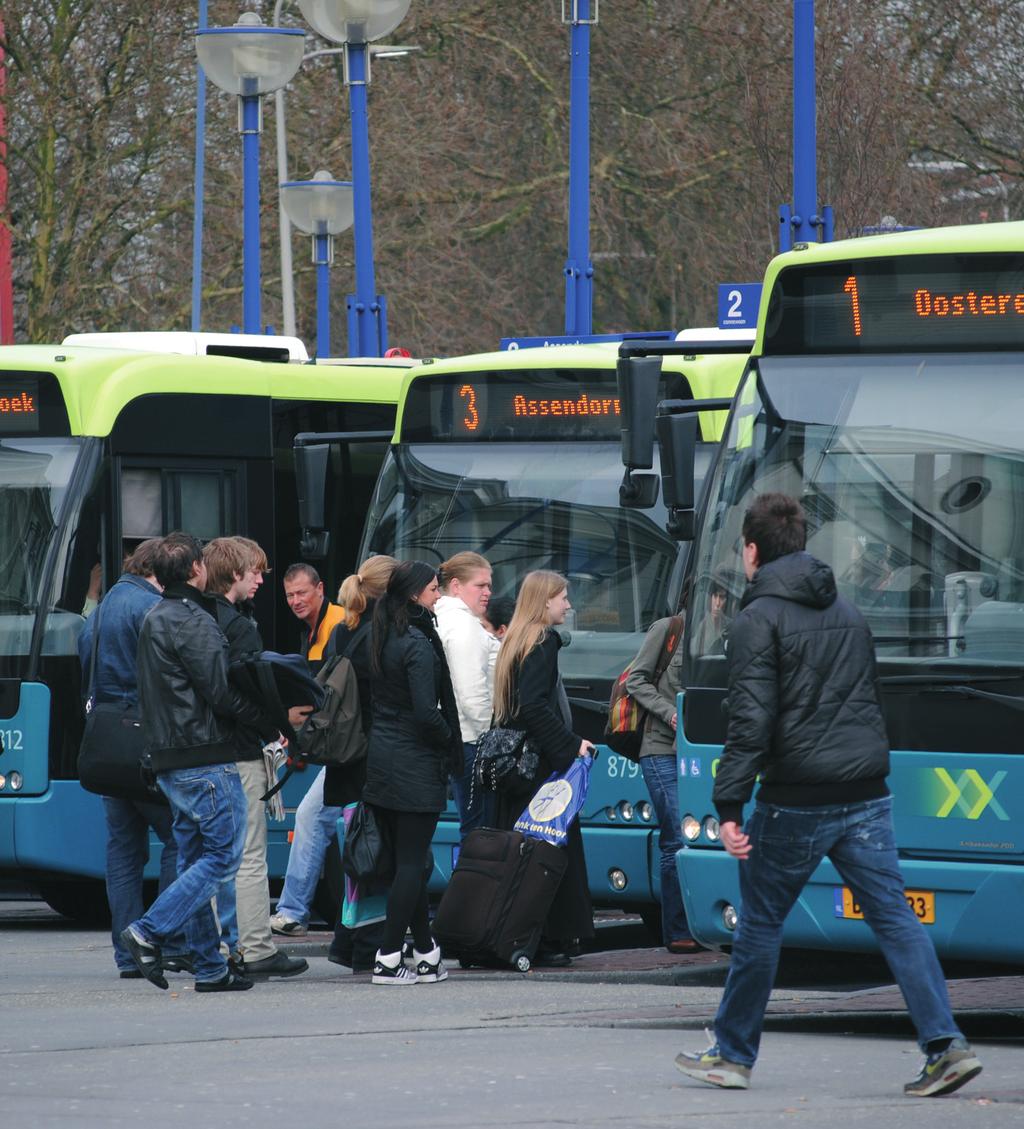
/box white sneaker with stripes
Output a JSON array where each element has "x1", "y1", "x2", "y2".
[
  {"x1": 372, "y1": 949, "x2": 418, "y2": 985},
  {"x1": 413, "y1": 943, "x2": 448, "y2": 983}
]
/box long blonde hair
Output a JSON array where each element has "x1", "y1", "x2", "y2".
[
  {"x1": 492, "y1": 570, "x2": 567, "y2": 722},
  {"x1": 338, "y1": 554, "x2": 398, "y2": 629}
]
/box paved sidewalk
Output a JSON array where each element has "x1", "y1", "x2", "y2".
[{"x1": 283, "y1": 931, "x2": 1024, "y2": 1032}]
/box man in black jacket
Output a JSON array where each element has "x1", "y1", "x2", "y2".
[
  {"x1": 120, "y1": 532, "x2": 281, "y2": 992},
  {"x1": 676, "y1": 494, "x2": 981, "y2": 1098}
]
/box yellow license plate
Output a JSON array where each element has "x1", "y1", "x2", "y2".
[{"x1": 836, "y1": 887, "x2": 935, "y2": 924}]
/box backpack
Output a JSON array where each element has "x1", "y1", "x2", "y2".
[
  {"x1": 604, "y1": 615, "x2": 684, "y2": 762},
  {"x1": 294, "y1": 626, "x2": 370, "y2": 768}
]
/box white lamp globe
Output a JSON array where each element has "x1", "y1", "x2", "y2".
[
  {"x1": 196, "y1": 12, "x2": 305, "y2": 97},
  {"x1": 297, "y1": 0, "x2": 412, "y2": 45},
  {"x1": 280, "y1": 172, "x2": 355, "y2": 236}
]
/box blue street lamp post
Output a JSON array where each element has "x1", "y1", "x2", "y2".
[
  {"x1": 779, "y1": 0, "x2": 833, "y2": 250},
  {"x1": 280, "y1": 172, "x2": 354, "y2": 357},
  {"x1": 297, "y1": 1, "x2": 411, "y2": 357},
  {"x1": 196, "y1": 13, "x2": 304, "y2": 334},
  {"x1": 563, "y1": 0, "x2": 597, "y2": 337}
]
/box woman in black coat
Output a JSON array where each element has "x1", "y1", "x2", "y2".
[
  {"x1": 362, "y1": 560, "x2": 462, "y2": 985},
  {"x1": 492, "y1": 570, "x2": 596, "y2": 965}
]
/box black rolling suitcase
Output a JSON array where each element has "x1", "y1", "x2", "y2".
[{"x1": 432, "y1": 828, "x2": 567, "y2": 972}]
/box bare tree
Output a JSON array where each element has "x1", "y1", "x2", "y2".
[{"x1": 2, "y1": 1, "x2": 1020, "y2": 353}]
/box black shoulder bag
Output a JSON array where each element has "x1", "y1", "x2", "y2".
[{"x1": 77, "y1": 601, "x2": 166, "y2": 805}]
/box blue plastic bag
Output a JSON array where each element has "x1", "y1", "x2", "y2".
[{"x1": 514, "y1": 754, "x2": 593, "y2": 847}]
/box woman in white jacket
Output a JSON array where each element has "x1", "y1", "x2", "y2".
[{"x1": 435, "y1": 551, "x2": 499, "y2": 837}]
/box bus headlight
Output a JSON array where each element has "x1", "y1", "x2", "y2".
[
  {"x1": 722, "y1": 903, "x2": 738, "y2": 930},
  {"x1": 637, "y1": 801, "x2": 653, "y2": 822},
  {"x1": 608, "y1": 868, "x2": 628, "y2": 891},
  {"x1": 605, "y1": 806, "x2": 617, "y2": 821},
  {"x1": 682, "y1": 814, "x2": 701, "y2": 841},
  {"x1": 7, "y1": 771, "x2": 23, "y2": 791},
  {"x1": 703, "y1": 816, "x2": 720, "y2": 842},
  {"x1": 618, "y1": 801, "x2": 634, "y2": 822}
]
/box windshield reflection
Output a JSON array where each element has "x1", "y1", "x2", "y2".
[
  {"x1": 0, "y1": 438, "x2": 91, "y2": 663},
  {"x1": 690, "y1": 353, "x2": 1024, "y2": 674},
  {"x1": 361, "y1": 443, "x2": 682, "y2": 683}
]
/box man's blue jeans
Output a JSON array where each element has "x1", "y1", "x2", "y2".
[
  {"x1": 639, "y1": 753, "x2": 691, "y2": 944},
  {"x1": 451, "y1": 741, "x2": 491, "y2": 840},
  {"x1": 103, "y1": 796, "x2": 186, "y2": 970},
  {"x1": 715, "y1": 797, "x2": 963, "y2": 1067},
  {"x1": 275, "y1": 767, "x2": 341, "y2": 925},
  {"x1": 134, "y1": 763, "x2": 247, "y2": 983}
]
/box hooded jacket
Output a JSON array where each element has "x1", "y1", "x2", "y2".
[{"x1": 712, "y1": 551, "x2": 890, "y2": 825}]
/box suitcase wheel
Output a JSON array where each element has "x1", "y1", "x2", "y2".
[
  {"x1": 459, "y1": 957, "x2": 474, "y2": 970},
  {"x1": 511, "y1": 950, "x2": 531, "y2": 974}
]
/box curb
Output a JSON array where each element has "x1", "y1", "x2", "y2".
[{"x1": 277, "y1": 938, "x2": 727, "y2": 986}]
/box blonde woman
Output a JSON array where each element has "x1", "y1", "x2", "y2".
[
  {"x1": 435, "y1": 551, "x2": 498, "y2": 836},
  {"x1": 270, "y1": 555, "x2": 397, "y2": 945},
  {"x1": 492, "y1": 570, "x2": 596, "y2": 966}
]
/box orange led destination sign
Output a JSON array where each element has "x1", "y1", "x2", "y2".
[
  {"x1": 0, "y1": 380, "x2": 41, "y2": 433},
  {"x1": 765, "y1": 254, "x2": 1024, "y2": 354},
  {"x1": 510, "y1": 390, "x2": 621, "y2": 419},
  {"x1": 403, "y1": 370, "x2": 630, "y2": 442}
]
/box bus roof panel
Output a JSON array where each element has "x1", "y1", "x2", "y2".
[{"x1": 0, "y1": 344, "x2": 403, "y2": 436}]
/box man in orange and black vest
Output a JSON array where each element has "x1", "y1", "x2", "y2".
[
  {"x1": 283, "y1": 563, "x2": 344, "y2": 673},
  {"x1": 270, "y1": 563, "x2": 346, "y2": 939}
]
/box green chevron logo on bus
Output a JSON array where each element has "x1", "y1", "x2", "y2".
[{"x1": 929, "y1": 768, "x2": 1009, "y2": 821}]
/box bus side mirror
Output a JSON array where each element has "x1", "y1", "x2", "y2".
[
  {"x1": 295, "y1": 443, "x2": 330, "y2": 558},
  {"x1": 618, "y1": 355, "x2": 662, "y2": 508},
  {"x1": 657, "y1": 412, "x2": 699, "y2": 540}
]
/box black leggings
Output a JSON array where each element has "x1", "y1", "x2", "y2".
[{"x1": 377, "y1": 808, "x2": 439, "y2": 955}]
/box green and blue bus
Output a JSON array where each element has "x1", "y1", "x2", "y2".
[
  {"x1": 664, "y1": 221, "x2": 1024, "y2": 963},
  {"x1": 298, "y1": 340, "x2": 750, "y2": 926},
  {"x1": 0, "y1": 339, "x2": 412, "y2": 920}
]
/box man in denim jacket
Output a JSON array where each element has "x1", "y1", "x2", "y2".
[{"x1": 78, "y1": 539, "x2": 188, "y2": 979}]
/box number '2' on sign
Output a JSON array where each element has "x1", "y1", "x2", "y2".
[{"x1": 717, "y1": 283, "x2": 762, "y2": 330}]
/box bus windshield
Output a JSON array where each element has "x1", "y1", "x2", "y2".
[
  {"x1": 0, "y1": 437, "x2": 94, "y2": 665},
  {"x1": 690, "y1": 351, "x2": 1024, "y2": 676},
  {"x1": 360, "y1": 441, "x2": 683, "y2": 685}
]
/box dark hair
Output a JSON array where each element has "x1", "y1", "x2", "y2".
[
  {"x1": 283, "y1": 563, "x2": 321, "y2": 586},
  {"x1": 742, "y1": 493, "x2": 807, "y2": 565},
  {"x1": 371, "y1": 560, "x2": 438, "y2": 674},
  {"x1": 124, "y1": 537, "x2": 162, "y2": 579},
  {"x1": 152, "y1": 531, "x2": 203, "y2": 588},
  {"x1": 484, "y1": 596, "x2": 515, "y2": 633}
]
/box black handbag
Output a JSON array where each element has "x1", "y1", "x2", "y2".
[
  {"x1": 474, "y1": 726, "x2": 540, "y2": 794},
  {"x1": 77, "y1": 602, "x2": 166, "y2": 805},
  {"x1": 341, "y1": 801, "x2": 394, "y2": 886}
]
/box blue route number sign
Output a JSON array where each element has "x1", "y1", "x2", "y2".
[{"x1": 717, "y1": 283, "x2": 762, "y2": 330}]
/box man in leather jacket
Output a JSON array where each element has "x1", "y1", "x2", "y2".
[
  {"x1": 120, "y1": 532, "x2": 281, "y2": 993},
  {"x1": 676, "y1": 494, "x2": 981, "y2": 1098}
]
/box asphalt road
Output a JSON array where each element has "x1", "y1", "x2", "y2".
[{"x1": 1, "y1": 896, "x2": 1020, "y2": 1128}]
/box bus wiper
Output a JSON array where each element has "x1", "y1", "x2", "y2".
[
  {"x1": 881, "y1": 673, "x2": 1021, "y2": 685},
  {"x1": 882, "y1": 673, "x2": 1024, "y2": 712}
]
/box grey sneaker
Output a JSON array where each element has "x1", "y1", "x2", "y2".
[
  {"x1": 904, "y1": 1038, "x2": 982, "y2": 1097},
  {"x1": 675, "y1": 1043, "x2": 751, "y2": 1090},
  {"x1": 270, "y1": 913, "x2": 307, "y2": 937}
]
